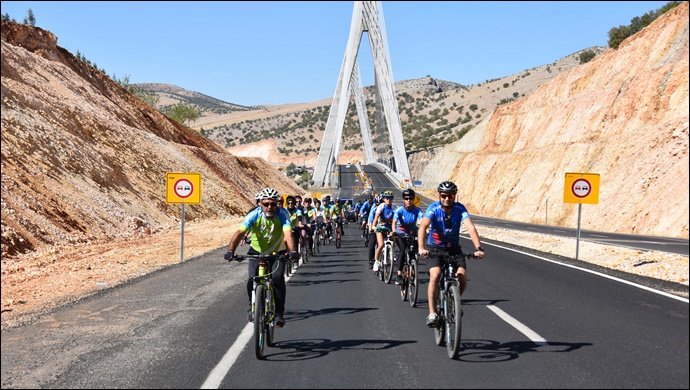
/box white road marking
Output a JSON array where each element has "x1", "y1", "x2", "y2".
[
  {"x1": 487, "y1": 305, "x2": 548, "y2": 346},
  {"x1": 201, "y1": 271, "x2": 295, "y2": 389}
]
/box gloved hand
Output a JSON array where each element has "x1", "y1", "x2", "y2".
[
  {"x1": 224, "y1": 251, "x2": 235, "y2": 261},
  {"x1": 289, "y1": 251, "x2": 299, "y2": 261}
]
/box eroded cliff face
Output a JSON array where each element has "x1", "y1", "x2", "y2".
[
  {"x1": 421, "y1": 2, "x2": 689, "y2": 238},
  {"x1": 1, "y1": 20, "x2": 303, "y2": 257}
]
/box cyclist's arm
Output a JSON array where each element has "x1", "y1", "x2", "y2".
[
  {"x1": 462, "y1": 218, "x2": 485, "y2": 259},
  {"x1": 227, "y1": 226, "x2": 248, "y2": 253},
  {"x1": 417, "y1": 216, "x2": 431, "y2": 257}
]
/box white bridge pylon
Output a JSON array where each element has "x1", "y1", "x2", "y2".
[{"x1": 312, "y1": 1, "x2": 411, "y2": 188}]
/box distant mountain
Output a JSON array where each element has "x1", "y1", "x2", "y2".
[{"x1": 136, "y1": 83, "x2": 257, "y2": 115}]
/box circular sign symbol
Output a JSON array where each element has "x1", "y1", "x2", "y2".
[
  {"x1": 173, "y1": 178, "x2": 194, "y2": 199},
  {"x1": 571, "y1": 178, "x2": 592, "y2": 198}
]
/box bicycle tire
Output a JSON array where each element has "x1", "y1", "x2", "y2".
[
  {"x1": 315, "y1": 233, "x2": 320, "y2": 253},
  {"x1": 254, "y1": 284, "x2": 267, "y2": 359},
  {"x1": 446, "y1": 284, "x2": 462, "y2": 359},
  {"x1": 383, "y1": 242, "x2": 394, "y2": 284},
  {"x1": 335, "y1": 232, "x2": 341, "y2": 249},
  {"x1": 434, "y1": 290, "x2": 445, "y2": 346},
  {"x1": 400, "y1": 263, "x2": 409, "y2": 301},
  {"x1": 409, "y1": 256, "x2": 419, "y2": 307},
  {"x1": 265, "y1": 286, "x2": 275, "y2": 347}
]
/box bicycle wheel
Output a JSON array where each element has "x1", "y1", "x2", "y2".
[
  {"x1": 400, "y1": 263, "x2": 409, "y2": 301},
  {"x1": 409, "y1": 256, "x2": 419, "y2": 307},
  {"x1": 383, "y1": 242, "x2": 394, "y2": 284},
  {"x1": 446, "y1": 284, "x2": 462, "y2": 359},
  {"x1": 335, "y1": 229, "x2": 341, "y2": 249},
  {"x1": 254, "y1": 285, "x2": 267, "y2": 359},
  {"x1": 434, "y1": 290, "x2": 445, "y2": 346},
  {"x1": 314, "y1": 232, "x2": 320, "y2": 254},
  {"x1": 265, "y1": 286, "x2": 275, "y2": 347}
]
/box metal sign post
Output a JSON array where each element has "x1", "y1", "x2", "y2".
[
  {"x1": 563, "y1": 173, "x2": 600, "y2": 260},
  {"x1": 166, "y1": 172, "x2": 202, "y2": 262}
]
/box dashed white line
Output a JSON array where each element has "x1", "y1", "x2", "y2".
[{"x1": 487, "y1": 305, "x2": 548, "y2": 346}]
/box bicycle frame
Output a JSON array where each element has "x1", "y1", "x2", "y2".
[
  {"x1": 236, "y1": 254, "x2": 282, "y2": 359},
  {"x1": 430, "y1": 249, "x2": 474, "y2": 360}
]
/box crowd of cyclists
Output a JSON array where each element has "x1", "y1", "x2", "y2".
[{"x1": 225, "y1": 179, "x2": 485, "y2": 329}]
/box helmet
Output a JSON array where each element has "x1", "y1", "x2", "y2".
[
  {"x1": 402, "y1": 189, "x2": 415, "y2": 198},
  {"x1": 382, "y1": 190, "x2": 394, "y2": 198},
  {"x1": 257, "y1": 187, "x2": 280, "y2": 201},
  {"x1": 286, "y1": 195, "x2": 296, "y2": 204},
  {"x1": 374, "y1": 195, "x2": 383, "y2": 204},
  {"x1": 304, "y1": 197, "x2": 312, "y2": 203},
  {"x1": 295, "y1": 195, "x2": 302, "y2": 202},
  {"x1": 437, "y1": 181, "x2": 458, "y2": 194}
]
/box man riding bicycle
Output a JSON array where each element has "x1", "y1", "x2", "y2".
[
  {"x1": 418, "y1": 181, "x2": 485, "y2": 327},
  {"x1": 392, "y1": 188, "x2": 423, "y2": 285},
  {"x1": 372, "y1": 190, "x2": 397, "y2": 272},
  {"x1": 225, "y1": 187, "x2": 298, "y2": 327}
]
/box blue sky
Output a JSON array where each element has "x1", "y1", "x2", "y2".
[{"x1": 1, "y1": 1, "x2": 671, "y2": 106}]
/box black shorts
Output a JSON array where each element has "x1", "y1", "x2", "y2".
[{"x1": 425, "y1": 246, "x2": 466, "y2": 271}]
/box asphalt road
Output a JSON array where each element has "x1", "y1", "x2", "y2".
[{"x1": 1, "y1": 223, "x2": 687, "y2": 388}]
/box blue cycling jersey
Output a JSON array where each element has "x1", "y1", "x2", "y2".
[
  {"x1": 422, "y1": 201, "x2": 471, "y2": 248},
  {"x1": 393, "y1": 206, "x2": 423, "y2": 236}
]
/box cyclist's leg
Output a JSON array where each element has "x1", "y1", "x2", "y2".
[
  {"x1": 367, "y1": 229, "x2": 377, "y2": 268},
  {"x1": 426, "y1": 257, "x2": 443, "y2": 316},
  {"x1": 395, "y1": 236, "x2": 407, "y2": 275},
  {"x1": 375, "y1": 230, "x2": 385, "y2": 262},
  {"x1": 270, "y1": 257, "x2": 287, "y2": 315},
  {"x1": 457, "y1": 267, "x2": 468, "y2": 295}
]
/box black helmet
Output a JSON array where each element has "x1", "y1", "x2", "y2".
[
  {"x1": 402, "y1": 189, "x2": 415, "y2": 198},
  {"x1": 437, "y1": 180, "x2": 458, "y2": 194}
]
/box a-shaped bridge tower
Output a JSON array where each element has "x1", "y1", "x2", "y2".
[{"x1": 312, "y1": 1, "x2": 411, "y2": 188}]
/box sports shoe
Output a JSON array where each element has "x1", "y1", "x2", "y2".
[
  {"x1": 247, "y1": 309, "x2": 253, "y2": 323},
  {"x1": 395, "y1": 274, "x2": 403, "y2": 285},
  {"x1": 275, "y1": 313, "x2": 286, "y2": 327},
  {"x1": 372, "y1": 260, "x2": 381, "y2": 272},
  {"x1": 426, "y1": 313, "x2": 439, "y2": 327}
]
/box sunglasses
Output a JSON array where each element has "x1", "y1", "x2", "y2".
[
  {"x1": 262, "y1": 202, "x2": 278, "y2": 207},
  {"x1": 440, "y1": 194, "x2": 455, "y2": 199},
  {"x1": 383, "y1": 196, "x2": 393, "y2": 200},
  {"x1": 403, "y1": 197, "x2": 414, "y2": 200}
]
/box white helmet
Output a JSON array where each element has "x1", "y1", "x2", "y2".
[{"x1": 257, "y1": 187, "x2": 280, "y2": 201}]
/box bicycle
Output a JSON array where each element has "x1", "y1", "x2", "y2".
[
  {"x1": 394, "y1": 233, "x2": 419, "y2": 306},
  {"x1": 428, "y1": 249, "x2": 477, "y2": 360},
  {"x1": 333, "y1": 217, "x2": 343, "y2": 249},
  {"x1": 233, "y1": 253, "x2": 285, "y2": 360},
  {"x1": 298, "y1": 227, "x2": 309, "y2": 265},
  {"x1": 312, "y1": 221, "x2": 323, "y2": 254},
  {"x1": 375, "y1": 230, "x2": 394, "y2": 283}
]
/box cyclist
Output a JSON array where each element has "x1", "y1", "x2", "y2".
[
  {"x1": 285, "y1": 195, "x2": 305, "y2": 252},
  {"x1": 372, "y1": 190, "x2": 397, "y2": 272},
  {"x1": 366, "y1": 195, "x2": 382, "y2": 269},
  {"x1": 225, "y1": 187, "x2": 298, "y2": 328},
  {"x1": 322, "y1": 196, "x2": 334, "y2": 241},
  {"x1": 359, "y1": 197, "x2": 374, "y2": 236},
  {"x1": 417, "y1": 180, "x2": 485, "y2": 327},
  {"x1": 313, "y1": 198, "x2": 326, "y2": 244},
  {"x1": 392, "y1": 188, "x2": 423, "y2": 285},
  {"x1": 332, "y1": 198, "x2": 346, "y2": 236},
  {"x1": 302, "y1": 197, "x2": 316, "y2": 255}
]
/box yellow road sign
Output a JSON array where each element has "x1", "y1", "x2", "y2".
[
  {"x1": 564, "y1": 172, "x2": 599, "y2": 204},
  {"x1": 167, "y1": 172, "x2": 201, "y2": 204}
]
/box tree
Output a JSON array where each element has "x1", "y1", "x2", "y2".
[
  {"x1": 164, "y1": 103, "x2": 199, "y2": 126},
  {"x1": 24, "y1": 8, "x2": 35, "y2": 26},
  {"x1": 579, "y1": 49, "x2": 596, "y2": 64}
]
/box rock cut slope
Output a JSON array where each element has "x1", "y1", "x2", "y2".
[
  {"x1": 0, "y1": 20, "x2": 302, "y2": 257},
  {"x1": 422, "y1": 2, "x2": 689, "y2": 239}
]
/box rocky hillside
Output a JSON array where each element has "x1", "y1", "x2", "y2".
[
  {"x1": 174, "y1": 48, "x2": 606, "y2": 162},
  {"x1": 136, "y1": 83, "x2": 256, "y2": 115},
  {"x1": 421, "y1": 2, "x2": 689, "y2": 238},
  {"x1": 0, "y1": 20, "x2": 303, "y2": 258}
]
